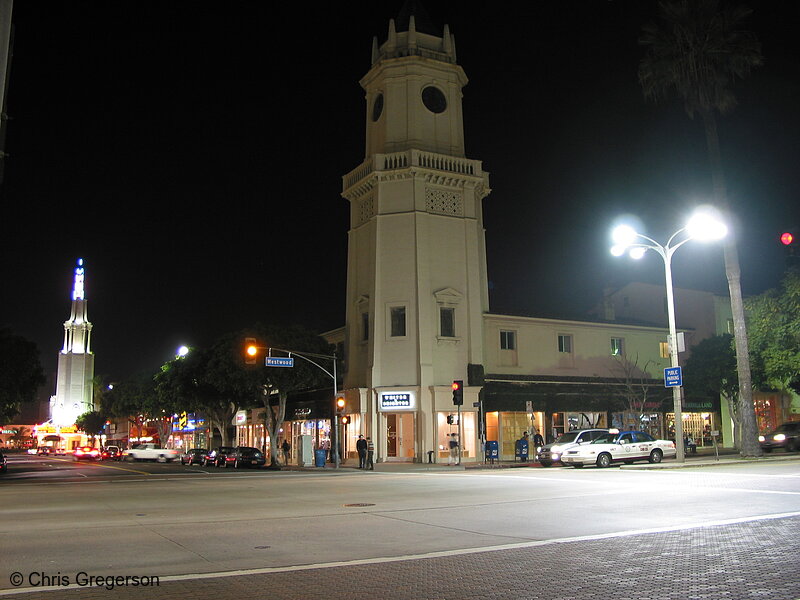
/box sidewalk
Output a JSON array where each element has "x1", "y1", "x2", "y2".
[{"x1": 287, "y1": 446, "x2": 800, "y2": 473}]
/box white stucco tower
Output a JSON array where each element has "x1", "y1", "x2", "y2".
[
  {"x1": 50, "y1": 258, "x2": 95, "y2": 426},
  {"x1": 342, "y1": 5, "x2": 490, "y2": 462}
]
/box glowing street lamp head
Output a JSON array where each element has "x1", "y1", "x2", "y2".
[
  {"x1": 177, "y1": 346, "x2": 189, "y2": 358},
  {"x1": 686, "y1": 208, "x2": 727, "y2": 241},
  {"x1": 629, "y1": 247, "x2": 647, "y2": 260},
  {"x1": 612, "y1": 224, "x2": 639, "y2": 246}
]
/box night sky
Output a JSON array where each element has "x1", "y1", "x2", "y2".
[{"x1": 3, "y1": 1, "x2": 799, "y2": 386}]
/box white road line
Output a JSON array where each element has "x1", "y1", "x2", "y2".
[{"x1": 2, "y1": 510, "x2": 799, "y2": 596}]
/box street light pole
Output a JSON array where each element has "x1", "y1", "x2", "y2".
[{"x1": 611, "y1": 209, "x2": 727, "y2": 464}]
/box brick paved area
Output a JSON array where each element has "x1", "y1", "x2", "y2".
[{"x1": 7, "y1": 515, "x2": 797, "y2": 600}]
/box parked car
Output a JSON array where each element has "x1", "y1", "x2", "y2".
[
  {"x1": 0, "y1": 450, "x2": 7, "y2": 473},
  {"x1": 122, "y1": 444, "x2": 181, "y2": 463},
  {"x1": 73, "y1": 446, "x2": 101, "y2": 461},
  {"x1": 37, "y1": 447, "x2": 52, "y2": 456},
  {"x1": 181, "y1": 448, "x2": 209, "y2": 466},
  {"x1": 230, "y1": 447, "x2": 266, "y2": 469},
  {"x1": 537, "y1": 429, "x2": 609, "y2": 467},
  {"x1": 560, "y1": 429, "x2": 677, "y2": 468},
  {"x1": 101, "y1": 446, "x2": 122, "y2": 461},
  {"x1": 205, "y1": 446, "x2": 237, "y2": 467},
  {"x1": 759, "y1": 422, "x2": 800, "y2": 453}
]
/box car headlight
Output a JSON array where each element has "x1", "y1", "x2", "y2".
[
  {"x1": 774, "y1": 434, "x2": 786, "y2": 441},
  {"x1": 551, "y1": 453, "x2": 560, "y2": 460},
  {"x1": 758, "y1": 435, "x2": 765, "y2": 442}
]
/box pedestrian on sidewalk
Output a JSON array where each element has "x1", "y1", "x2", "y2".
[
  {"x1": 281, "y1": 439, "x2": 291, "y2": 465},
  {"x1": 356, "y1": 434, "x2": 368, "y2": 468},
  {"x1": 366, "y1": 437, "x2": 374, "y2": 470},
  {"x1": 448, "y1": 433, "x2": 459, "y2": 465}
]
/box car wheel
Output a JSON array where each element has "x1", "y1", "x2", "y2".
[
  {"x1": 156, "y1": 454, "x2": 167, "y2": 463},
  {"x1": 763, "y1": 447, "x2": 772, "y2": 453},
  {"x1": 596, "y1": 453, "x2": 612, "y2": 468},
  {"x1": 648, "y1": 449, "x2": 663, "y2": 464},
  {"x1": 571, "y1": 464, "x2": 584, "y2": 469},
  {"x1": 126, "y1": 455, "x2": 135, "y2": 462},
  {"x1": 540, "y1": 461, "x2": 552, "y2": 468},
  {"x1": 786, "y1": 439, "x2": 798, "y2": 453}
]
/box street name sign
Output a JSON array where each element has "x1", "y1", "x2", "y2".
[
  {"x1": 265, "y1": 357, "x2": 294, "y2": 368},
  {"x1": 664, "y1": 366, "x2": 682, "y2": 387}
]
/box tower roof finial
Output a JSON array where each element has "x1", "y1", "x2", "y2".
[{"x1": 72, "y1": 258, "x2": 85, "y2": 301}]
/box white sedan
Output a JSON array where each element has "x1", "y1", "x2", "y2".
[{"x1": 560, "y1": 430, "x2": 676, "y2": 468}]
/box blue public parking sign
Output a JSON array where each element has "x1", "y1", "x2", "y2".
[{"x1": 664, "y1": 366, "x2": 683, "y2": 387}]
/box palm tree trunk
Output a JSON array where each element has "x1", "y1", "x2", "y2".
[{"x1": 701, "y1": 108, "x2": 762, "y2": 457}]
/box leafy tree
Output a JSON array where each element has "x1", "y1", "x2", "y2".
[
  {"x1": 639, "y1": 0, "x2": 763, "y2": 456},
  {"x1": 104, "y1": 371, "x2": 177, "y2": 447},
  {"x1": 244, "y1": 324, "x2": 333, "y2": 467},
  {"x1": 0, "y1": 328, "x2": 46, "y2": 422},
  {"x1": 745, "y1": 270, "x2": 800, "y2": 394},
  {"x1": 683, "y1": 334, "x2": 740, "y2": 446},
  {"x1": 155, "y1": 338, "x2": 249, "y2": 448},
  {"x1": 75, "y1": 411, "x2": 108, "y2": 447},
  {"x1": 8, "y1": 426, "x2": 32, "y2": 448}
]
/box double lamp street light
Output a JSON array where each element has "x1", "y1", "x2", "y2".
[{"x1": 611, "y1": 208, "x2": 728, "y2": 462}]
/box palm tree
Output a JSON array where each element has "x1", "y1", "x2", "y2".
[{"x1": 638, "y1": 0, "x2": 763, "y2": 456}]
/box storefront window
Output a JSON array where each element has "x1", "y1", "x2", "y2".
[
  {"x1": 436, "y1": 412, "x2": 476, "y2": 461},
  {"x1": 501, "y1": 412, "x2": 529, "y2": 458}
]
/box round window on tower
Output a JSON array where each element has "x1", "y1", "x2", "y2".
[
  {"x1": 371, "y1": 93, "x2": 384, "y2": 122},
  {"x1": 421, "y1": 86, "x2": 447, "y2": 114}
]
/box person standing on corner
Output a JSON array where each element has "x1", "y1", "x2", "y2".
[
  {"x1": 281, "y1": 439, "x2": 291, "y2": 465},
  {"x1": 366, "y1": 436, "x2": 375, "y2": 470},
  {"x1": 356, "y1": 434, "x2": 368, "y2": 469},
  {"x1": 448, "y1": 433, "x2": 459, "y2": 465}
]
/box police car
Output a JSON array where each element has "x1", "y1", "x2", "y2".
[{"x1": 560, "y1": 429, "x2": 676, "y2": 468}]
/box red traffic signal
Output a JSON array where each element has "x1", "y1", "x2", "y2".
[
  {"x1": 452, "y1": 380, "x2": 464, "y2": 406},
  {"x1": 780, "y1": 232, "x2": 794, "y2": 246}
]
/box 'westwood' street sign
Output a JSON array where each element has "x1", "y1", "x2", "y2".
[{"x1": 265, "y1": 357, "x2": 294, "y2": 368}]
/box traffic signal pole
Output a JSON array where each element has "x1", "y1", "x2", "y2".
[{"x1": 263, "y1": 346, "x2": 341, "y2": 469}]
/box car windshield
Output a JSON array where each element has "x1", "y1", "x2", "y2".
[
  {"x1": 776, "y1": 423, "x2": 799, "y2": 433},
  {"x1": 554, "y1": 432, "x2": 580, "y2": 444},
  {"x1": 592, "y1": 433, "x2": 620, "y2": 444}
]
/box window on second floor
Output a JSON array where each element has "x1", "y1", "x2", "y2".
[
  {"x1": 440, "y1": 307, "x2": 455, "y2": 338},
  {"x1": 558, "y1": 334, "x2": 572, "y2": 354},
  {"x1": 361, "y1": 312, "x2": 369, "y2": 341},
  {"x1": 611, "y1": 337, "x2": 624, "y2": 356},
  {"x1": 390, "y1": 306, "x2": 406, "y2": 338},
  {"x1": 500, "y1": 330, "x2": 516, "y2": 350}
]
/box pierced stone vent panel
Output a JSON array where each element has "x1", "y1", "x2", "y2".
[
  {"x1": 358, "y1": 194, "x2": 375, "y2": 226},
  {"x1": 426, "y1": 187, "x2": 463, "y2": 216}
]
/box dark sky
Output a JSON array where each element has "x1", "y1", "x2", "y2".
[{"x1": 3, "y1": 1, "x2": 799, "y2": 385}]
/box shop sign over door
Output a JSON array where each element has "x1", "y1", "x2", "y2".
[{"x1": 379, "y1": 392, "x2": 415, "y2": 411}]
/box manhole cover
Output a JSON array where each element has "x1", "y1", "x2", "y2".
[{"x1": 344, "y1": 503, "x2": 375, "y2": 507}]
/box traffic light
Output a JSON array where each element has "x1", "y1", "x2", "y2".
[
  {"x1": 244, "y1": 338, "x2": 258, "y2": 365},
  {"x1": 446, "y1": 415, "x2": 454, "y2": 425},
  {"x1": 336, "y1": 396, "x2": 346, "y2": 415},
  {"x1": 780, "y1": 229, "x2": 798, "y2": 264},
  {"x1": 452, "y1": 380, "x2": 463, "y2": 406},
  {"x1": 780, "y1": 231, "x2": 794, "y2": 246},
  {"x1": 341, "y1": 415, "x2": 349, "y2": 425}
]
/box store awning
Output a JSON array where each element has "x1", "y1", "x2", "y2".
[{"x1": 42, "y1": 435, "x2": 62, "y2": 442}]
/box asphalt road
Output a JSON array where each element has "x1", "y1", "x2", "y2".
[{"x1": 0, "y1": 455, "x2": 798, "y2": 599}]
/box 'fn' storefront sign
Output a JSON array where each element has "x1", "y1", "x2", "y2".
[{"x1": 379, "y1": 392, "x2": 415, "y2": 411}]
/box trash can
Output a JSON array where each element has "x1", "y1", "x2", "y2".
[{"x1": 314, "y1": 449, "x2": 327, "y2": 468}]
